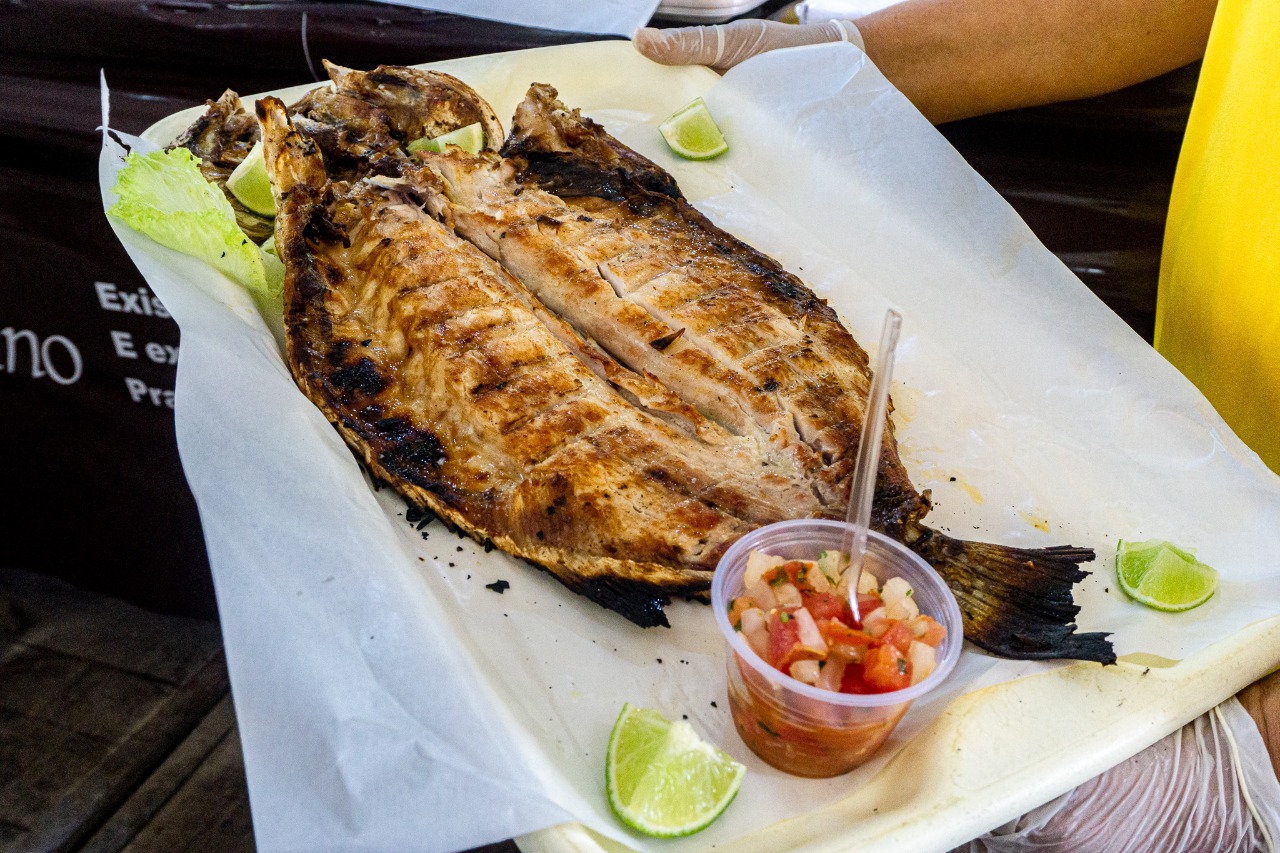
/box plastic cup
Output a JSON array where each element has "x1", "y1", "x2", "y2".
[{"x1": 712, "y1": 519, "x2": 963, "y2": 778}]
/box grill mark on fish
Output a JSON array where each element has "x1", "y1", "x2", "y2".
[
  {"x1": 432, "y1": 158, "x2": 801, "y2": 451},
  {"x1": 568, "y1": 196, "x2": 854, "y2": 468},
  {"x1": 595, "y1": 258, "x2": 815, "y2": 440}
]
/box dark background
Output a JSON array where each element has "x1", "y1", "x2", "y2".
[{"x1": 0, "y1": 0, "x2": 1193, "y2": 622}]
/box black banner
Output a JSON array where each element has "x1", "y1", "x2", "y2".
[{"x1": 0, "y1": 1, "x2": 594, "y2": 619}]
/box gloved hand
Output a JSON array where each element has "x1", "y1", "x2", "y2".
[
  {"x1": 633, "y1": 19, "x2": 864, "y2": 74},
  {"x1": 957, "y1": 694, "x2": 1280, "y2": 852}
]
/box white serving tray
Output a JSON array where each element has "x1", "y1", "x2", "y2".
[{"x1": 133, "y1": 41, "x2": 1280, "y2": 853}]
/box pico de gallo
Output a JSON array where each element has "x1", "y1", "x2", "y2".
[{"x1": 728, "y1": 549, "x2": 947, "y2": 694}]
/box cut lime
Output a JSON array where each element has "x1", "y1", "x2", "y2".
[
  {"x1": 226, "y1": 140, "x2": 276, "y2": 217},
  {"x1": 658, "y1": 98, "x2": 728, "y2": 161},
  {"x1": 407, "y1": 122, "x2": 485, "y2": 155},
  {"x1": 606, "y1": 703, "x2": 744, "y2": 838},
  {"x1": 1116, "y1": 539, "x2": 1218, "y2": 612}
]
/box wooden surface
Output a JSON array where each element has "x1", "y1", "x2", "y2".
[
  {"x1": 0, "y1": 567, "x2": 525, "y2": 853},
  {"x1": 0, "y1": 568, "x2": 227, "y2": 852}
]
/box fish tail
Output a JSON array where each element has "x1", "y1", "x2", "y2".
[{"x1": 909, "y1": 526, "x2": 1116, "y2": 664}]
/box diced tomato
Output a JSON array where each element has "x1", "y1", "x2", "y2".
[
  {"x1": 803, "y1": 591, "x2": 852, "y2": 624},
  {"x1": 819, "y1": 618, "x2": 874, "y2": 651},
  {"x1": 839, "y1": 663, "x2": 873, "y2": 694},
  {"x1": 864, "y1": 644, "x2": 911, "y2": 692},
  {"x1": 766, "y1": 610, "x2": 803, "y2": 671},
  {"x1": 880, "y1": 621, "x2": 916, "y2": 655},
  {"x1": 912, "y1": 615, "x2": 947, "y2": 647},
  {"x1": 781, "y1": 560, "x2": 808, "y2": 584},
  {"x1": 854, "y1": 594, "x2": 881, "y2": 625},
  {"x1": 728, "y1": 596, "x2": 754, "y2": 628}
]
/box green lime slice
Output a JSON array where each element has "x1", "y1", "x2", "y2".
[
  {"x1": 226, "y1": 140, "x2": 277, "y2": 217},
  {"x1": 1116, "y1": 539, "x2": 1218, "y2": 612},
  {"x1": 406, "y1": 122, "x2": 485, "y2": 155},
  {"x1": 606, "y1": 703, "x2": 744, "y2": 838},
  {"x1": 658, "y1": 98, "x2": 728, "y2": 161}
]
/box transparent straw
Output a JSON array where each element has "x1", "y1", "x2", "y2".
[{"x1": 843, "y1": 309, "x2": 903, "y2": 622}]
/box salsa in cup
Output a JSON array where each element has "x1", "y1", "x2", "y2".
[{"x1": 712, "y1": 519, "x2": 963, "y2": 777}]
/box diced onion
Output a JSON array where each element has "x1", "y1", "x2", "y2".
[
  {"x1": 792, "y1": 607, "x2": 828, "y2": 655},
  {"x1": 815, "y1": 657, "x2": 847, "y2": 691},
  {"x1": 774, "y1": 582, "x2": 803, "y2": 610},
  {"x1": 881, "y1": 576, "x2": 913, "y2": 607},
  {"x1": 741, "y1": 607, "x2": 769, "y2": 658},
  {"x1": 862, "y1": 606, "x2": 891, "y2": 638},
  {"x1": 790, "y1": 659, "x2": 821, "y2": 684},
  {"x1": 746, "y1": 577, "x2": 779, "y2": 611},
  {"x1": 886, "y1": 596, "x2": 919, "y2": 621},
  {"x1": 745, "y1": 550, "x2": 785, "y2": 589},
  {"x1": 806, "y1": 562, "x2": 832, "y2": 594},
  {"x1": 908, "y1": 640, "x2": 936, "y2": 685}
]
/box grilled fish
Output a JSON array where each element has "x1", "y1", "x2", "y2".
[
  {"x1": 257, "y1": 95, "x2": 831, "y2": 627},
  {"x1": 425, "y1": 84, "x2": 1113, "y2": 662},
  {"x1": 242, "y1": 63, "x2": 1111, "y2": 661}
]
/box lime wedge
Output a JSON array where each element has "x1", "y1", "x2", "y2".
[
  {"x1": 407, "y1": 122, "x2": 485, "y2": 155},
  {"x1": 1116, "y1": 539, "x2": 1218, "y2": 612},
  {"x1": 606, "y1": 703, "x2": 744, "y2": 838},
  {"x1": 226, "y1": 140, "x2": 276, "y2": 217},
  {"x1": 658, "y1": 98, "x2": 728, "y2": 161}
]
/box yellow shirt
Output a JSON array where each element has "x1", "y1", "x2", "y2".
[{"x1": 1155, "y1": 0, "x2": 1280, "y2": 472}]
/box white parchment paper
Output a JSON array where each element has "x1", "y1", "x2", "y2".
[{"x1": 100, "y1": 41, "x2": 1280, "y2": 853}]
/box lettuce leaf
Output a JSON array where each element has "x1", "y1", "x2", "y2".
[{"x1": 109, "y1": 147, "x2": 279, "y2": 296}]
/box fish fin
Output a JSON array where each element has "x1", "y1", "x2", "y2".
[{"x1": 910, "y1": 527, "x2": 1116, "y2": 664}]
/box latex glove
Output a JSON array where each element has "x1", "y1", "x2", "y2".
[
  {"x1": 633, "y1": 19, "x2": 863, "y2": 74},
  {"x1": 956, "y1": 696, "x2": 1280, "y2": 852}
]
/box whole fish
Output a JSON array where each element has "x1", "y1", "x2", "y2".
[{"x1": 234, "y1": 64, "x2": 1110, "y2": 661}]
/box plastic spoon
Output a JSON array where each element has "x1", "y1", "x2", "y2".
[{"x1": 843, "y1": 308, "x2": 903, "y2": 622}]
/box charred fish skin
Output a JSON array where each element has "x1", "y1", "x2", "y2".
[
  {"x1": 256, "y1": 96, "x2": 825, "y2": 628},
  {"x1": 503, "y1": 83, "x2": 683, "y2": 202},
  {"x1": 323, "y1": 61, "x2": 505, "y2": 155},
  {"x1": 484, "y1": 84, "x2": 1114, "y2": 664}
]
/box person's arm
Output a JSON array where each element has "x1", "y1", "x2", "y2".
[
  {"x1": 634, "y1": 0, "x2": 1218, "y2": 124},
  {"x1": 856, "y1": 0, "x2": 1218, "y2": 122}
]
